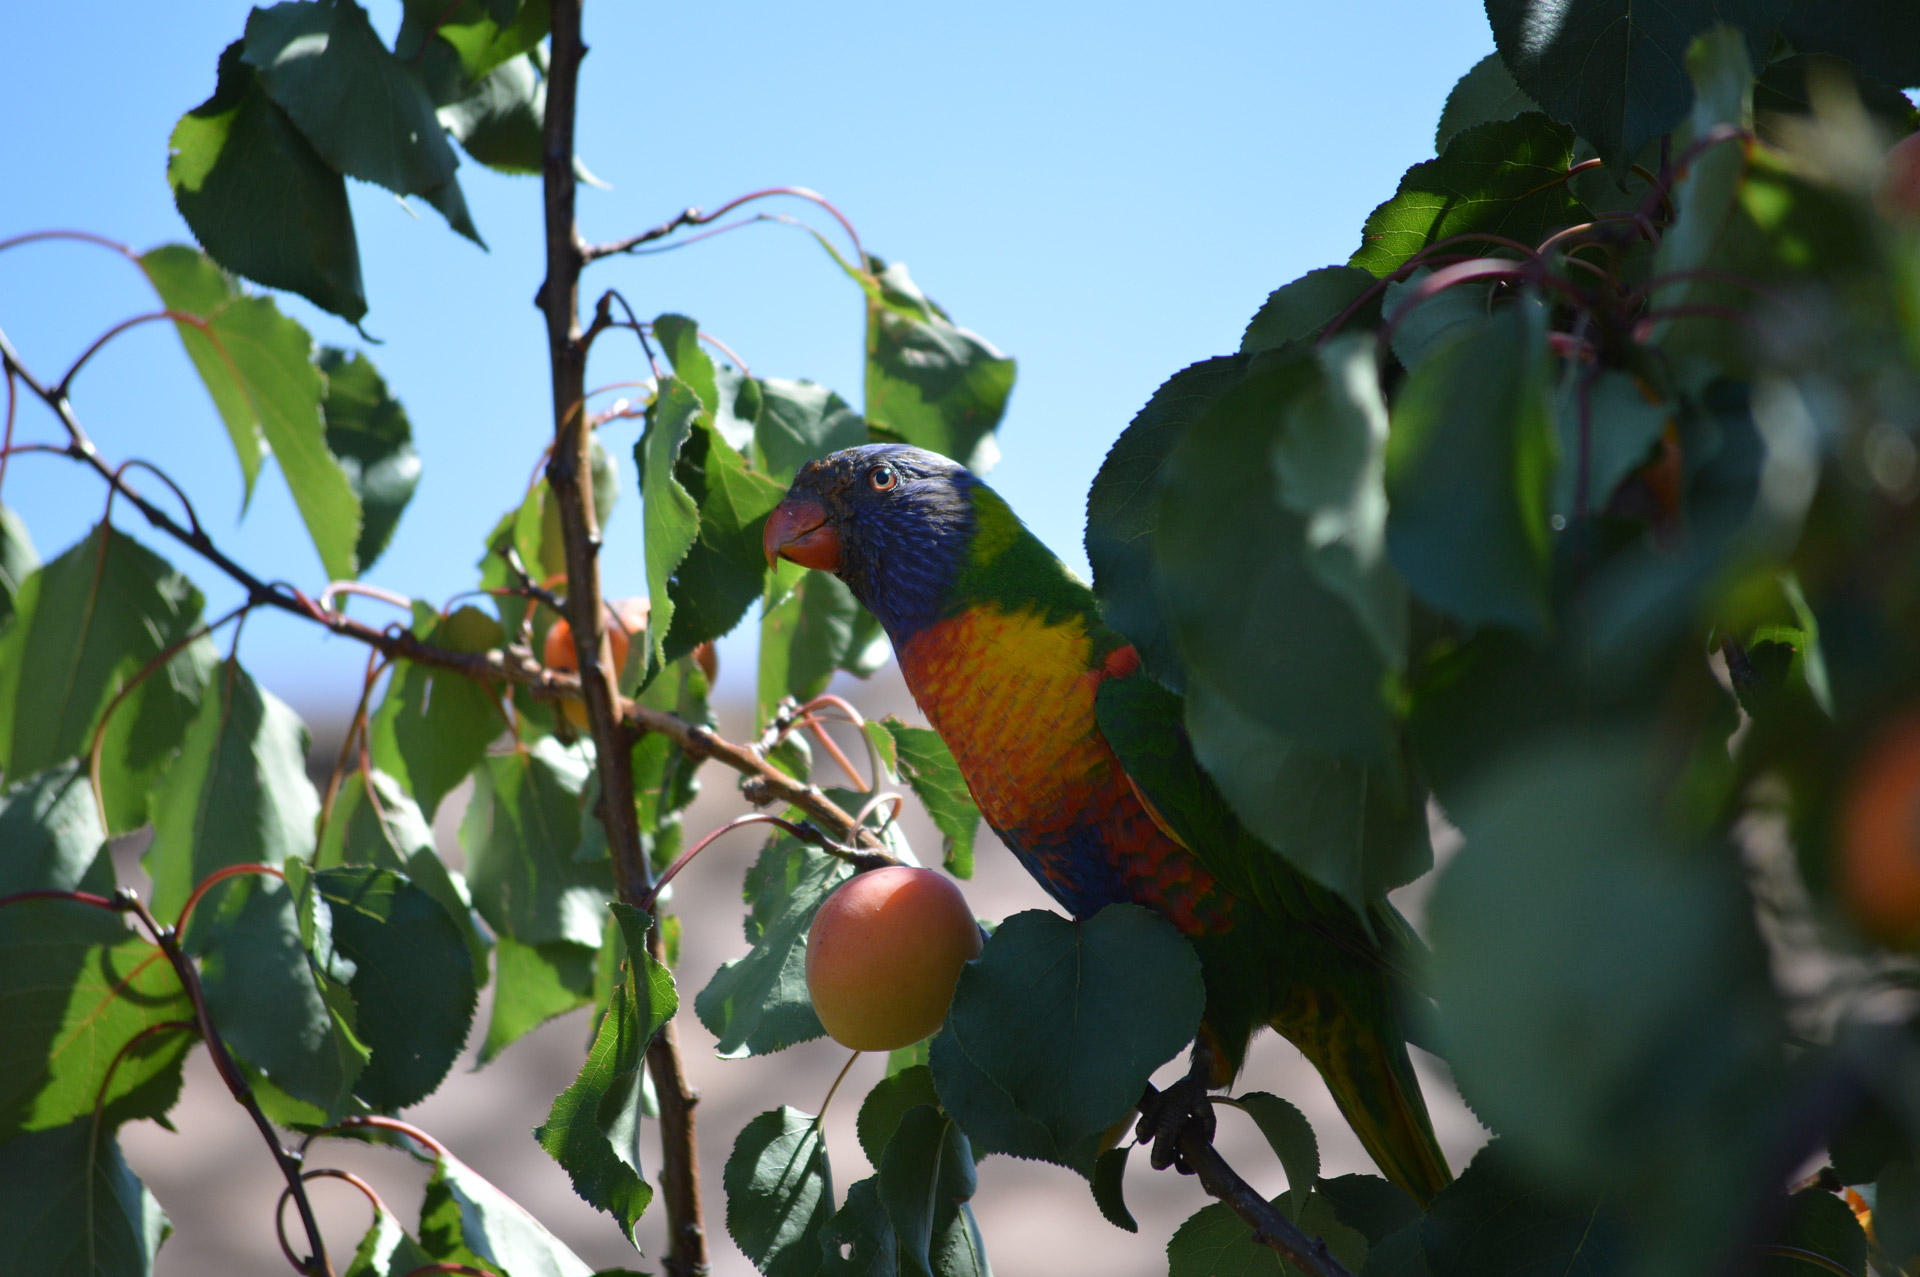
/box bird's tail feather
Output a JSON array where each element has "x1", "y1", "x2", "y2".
[{"x1": 1271, "y1": 991, "x2": 1452, "y2": 1206}]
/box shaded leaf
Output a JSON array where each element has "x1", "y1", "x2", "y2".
[
  {"x1": 879, "y1": 718, "x2": 978, "y2": 877},
  {"x1": 369, "y1": 605, "x2": 505, "y2": 820},
  {"x1": 317, "y1": 348, "x2": 421, "y2": 573},
  {"x1": 0, "y1": 521, "x2": 214, "y2": 835},
  {"x1": 1316, "y1": 1174, "x2": 1421, "y2": 1247},
  {"x1": 638, "y1": 379, "x2": 704, "y2": 670},
  {"x1": 167, "y1": 44, "x2": 366, "y2": 321},
  {"x1": 821, "y1": 1176, "x2": 899, "y2": 1276},
  {"x1": 757, "y1": 379, "x2": 868, "y2": 483},
  {"x1": 312, "y1": 865, "x2": 478, "y2": 1111},
  {"x1": 1553, "y1": 370, "x2": 1670, "y2": 520},
  {"x1": 696, "y1": 836, "x2": 850, "y2": 1057},
  {"x1": 196, "y1": 872, "x2": 368, "y2": 1122},
  {"x1": 1086, "y1": 354, "x2": 1248, "y2": 693},
  {"x1": 1781, "y1": 1, "x2": 1920, "y2": 92},
  {"x1": 243, "y1": 0, "x2": 478, "y2": 243},
  {"x1": 663, "y1": 420, "x2": 787, "y2": 662},
  {"x1": 930, "y1": 905, "x2": 1204, "y2": 1172},
  {"x1": 1221, "y1": 1092, "x2": 1319, "y2": 1214},
  {"x1": 1384, "y1": 299, "x2": 1557, "y2": 633},
  {"x1": 138, "y1": 244, "x2": 363, "y2": 576},
  {"x1": 726, "y1": 1107, "x2": 834, "y2": 1277},
  {"x1": 461, "y1": 737, "x2": 614, "y2": 949},
  {"x1": 857, "y1": 1065, "x2": 942, "y2": 1170},
  {"x1": 1436, "y1": 53, "x2": 1539, "y2": 152},
  {"x1": 437, "y1": 52, "x2": 544, "y2": 174},
  {"x1": 1157, "y1": 341, "x2": 1404, "y2": 760},
  {"x1": 1760, "y1": 1188, "x2": 1866, "y2": 1277},
  {"x1": 877, "y1": 1105, "x2": 981, "y2": 1277},
  {"x1": 536, "y1": 903, "x2": 676, "y2": 1243},
  {"x1": 1419, "y1": 1141, "x2": 1623, "y2": 1277},
  {"x1": 316, "y1": 767, "x2": 491, "y2": 980},
  {"x1": 1382, "y1": 267, "x2": 1492, "y2": 372},
  {"x1": 1485, "y1": 0, "x2": 1785, "y2": 171},
  {"x1": 1242, "y1": 267, "x2": 1379, "y2": 355},
  {"x1": 1093, "y1": 1146, "x2": 1138, "y2": 1232},
  {"x1": 0, "y1": 1119, "x2": 170, "y2": 1277},
  {"x1": 865, "y1": 258, "x2": 1015, "y2": 474},
  {"x1": 1350, "y1": 114, "x2": 1588, "y2": 278}
]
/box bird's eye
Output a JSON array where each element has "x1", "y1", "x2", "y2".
[{"x1": 868, "y1": 464, "x2": 898, "y2": 492}]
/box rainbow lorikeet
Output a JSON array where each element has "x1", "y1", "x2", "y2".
[{"x1": 763, "y1": 443, "x2": 1451, "y2": 1203}]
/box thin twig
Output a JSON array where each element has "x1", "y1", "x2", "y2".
[
  {"x1": 638, "y1": 813, "x2": 818, "y2": 913},
  {"x1": 583, "y1": 186, "x2": 866, "y2": 269}
]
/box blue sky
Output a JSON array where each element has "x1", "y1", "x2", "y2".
[{"x1": 1, "y1": 1, "x2": 1494, "y2": 719}]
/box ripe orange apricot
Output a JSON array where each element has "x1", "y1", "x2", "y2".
[
  {"x1": 543, "y1": 597, "x2": 649, "y2": 727},
  {"x1": 806, "y1": 866, "x2": 983, "y2": 1051},
  {"x1": 1839, "y1": 712, "x2": 1920, "y2": 946}
]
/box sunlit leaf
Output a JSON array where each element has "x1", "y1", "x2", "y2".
[
  {"x1": 317, "y1": 348, "x2": 421, "y2": 573},
  {"x1": 864, "y1": 258, "x2": 1015, "y2": 474},
  {"x1": 461, "y1": 737, "x2": 614, "y2": 949},
  {"x1": 419, "y1": 1142, "x2": 597, "y2": 1277},
  {"x1": 1435, "y1": 53, "x2": 1539, "y2": 152},
  {"x1": 369, "y1": 605, "x2": 505, "y2": 821}
]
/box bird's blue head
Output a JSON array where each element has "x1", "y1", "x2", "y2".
[{"x1": 763, "y1": 443, "x2": 977, "y2": 640}]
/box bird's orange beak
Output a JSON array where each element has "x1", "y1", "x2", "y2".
[{"x1": 763, "y1": 496, "x2": 842, "y2": 571}]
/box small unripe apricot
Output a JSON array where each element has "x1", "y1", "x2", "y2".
[
  {"x1": 806, "y1": 867, "x2": 982, "y2": 1051},
  {"x1": 1839, "y1": 712, "x2": 1920, "y2": 946}
]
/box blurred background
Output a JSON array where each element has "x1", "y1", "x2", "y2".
[{"x1": 2, "y1": 1, "x2": 1498, "y2": 1271}]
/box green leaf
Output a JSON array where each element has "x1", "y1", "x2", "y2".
[
  {"x1": 695, "y1": 836, "x2": 850, "y2": 1057},
  {"x1": 0, "y1": 1119, "x2": 170, "y2": 1277},
  {"x1": 0, "y1": 504, "x2": 39, "y2": 630},
  {"x1": 0, "y1": 764, "x2": 111, "y2": 907},
  {"x1": 878, "y1": 719, "x2": 978, "y2": 878},
  {"x1": 877, "y1": 1105, "x2": 982, "y2": 1277},
  {"x1": 0, "y1": 902, "x2": 193, "y2": 1141},
  {"x1": 1220, "y1": 1092, "x2": 1319, "y2": 1215},
  {"x1": 1649, "y1": 29, "x2": 1759, "y2": 326},
  {"x1": 757, "y1": 571, "x2": 884, "y2": 730},
  {"x1": 419, "y1": 1143, "x2": 597, "y2": 1277},
  {"x1": 930, "y1": 905, "x2": 1205, "y2": 1173},
  {"x1": 0, "y1": 522, "x2": 214, "y2": 835},
  {"x1": 1181, "y1": 681, "x2": 1432, "y2": 910},
  {"x1": 864, "y1": 258, "x2": 1015, "y2": 474},
  {"x1": 1156, "y1": 341, "x2": 1404, "y2": 760},
  {"x1": 243, "y1": 0, "x2": 478, "y2": 244},
  {"x1": 1093, "y1": 1145, "x2": 1137, "y2": 1232},
  {"x1": 461, "y1": 738, "x2": 614, "y2": 948},
  {"x1": 1419, "y1": 1141, "x2": 1622, "y2": 1276},
  {"x1": 479, "y1": 935, "x2": 596, "y2": 1065},
  {"x1": 1554, "y1": 369, "x2": 1671, "y2": 520},
  {"x1": 316, "y1": 767, "x2": 491, "y2": 980},
  {"x1": 638, "y1": 379, "x2": 705, "y2": 670},
  {"x1": 1315, "y1": 1174, "x2": 1420, "y2": 1247},
  {"x1": 196, "y1": 873, "x2": 369, "y2": 1122},
  {"x1": 167, "y1": 44, "x2": 366, "y2": 321},
  {"x1": 1085, "y1": 354, "x2": 1248, "y2": 693},
  {"x1": 1435, "y1": 53, "x2": 1539, "y2": 153},
  {"x1": 856, "y1": 1065, "x2": 943, "y2": 1170},
  {"x1": 437, "y1": 52, "x2": 544, "y2": 174},
  {"x1": 663, "y1": 420, "x2": 788, "y2": 661},
  {"x1": 311, "y1": 865, "x2": 477, "y2": 1111},
  {"x1": 343, "y1": 1206, "x2": 433, "y2": 1277},
  {"x1": 1382, "y1": 267, "x2": 1492, "y2": 372},
  {"x1": 1241, "y1": 267, "x2": 1380, "y2": 355},
  {"x1": 536, "y1": 903, "x2": 676, "y2": 1243},
  {"x1": 399, "y1": 0, "x2": 551, "y2": 85},
  {"x1": 821, "y1": 1176, "x2": 899, "y2": 1276},
  {"x1": 317, "y1": 348, "x2": 421, "y2": 573},
  {"x1": 725, "y1": 1107, "x2": 834, "y2": 1277},
  {"x1": 1167, "y1": 1190, "x2": 1368, "y2": 1277},
  {"x1": 1781, "y1": 1, "x2": 1920, "y2": 91},
  {"x1": 756, "y1": 378, "x2": 868, "y2": 483},
  {"x1": 1761, "y1": 1188, "x2": 1867, "y2": 1277},
  {"x1": 138, "y1": 245, "x2": 363, "y2": 576},
  {"x1": 1428, "y1": 737, "x2": 1787, "y2": 1266},
  {"x1": 1384, "y1": 298, "x2": 1558, "y2": 633},
  {"x1": 1485, "y1": 0, "x2": 1785, "y2": 171},
  {"x1": 1361, "y1": 1225, "x2": 1431, "y2": 1277},
  {"x1": 1350, "y1": 114, "x2": 1588, "y2": 278},
  {"x1": 144, "y1": 658, "x2": 318, "y2": 924},
  {"x1": 369, "y1": 608, "x2": 504, "y2": 820}
]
